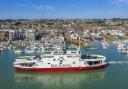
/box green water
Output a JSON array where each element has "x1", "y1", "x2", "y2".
[{"x1": 1, "y1": 42, "x2": 128, "y2": 89}]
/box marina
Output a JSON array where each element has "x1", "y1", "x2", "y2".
[{"x1": 1, "y1": 41, "x2": 128, "y2": 89}]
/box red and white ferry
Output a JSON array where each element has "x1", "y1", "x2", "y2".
[{"x1": 14, "y1": 45, "x2": 107, "y2": 72}]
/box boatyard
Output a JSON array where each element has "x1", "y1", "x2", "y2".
[{"x1": 1, "y1": 41, "x2": 128, "y2": 89}]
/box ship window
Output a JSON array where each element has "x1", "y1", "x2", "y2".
[
  {"x1": 64, "y1": 51, "x2": 67, "y2": 54},
  {"x1": 54, "y1": 52, "x2": 59, "y2": 54},
  {"x1": 44, "y1": 52, "x2": 51, "y2": 54},
  {"x1": 48, "y1": 63, "x2": 50, "y2": 64},
  {"x1": 72, "y1": 62, "x2": 75, "y2": 64},
  {"x1": 81, "y1": 55, "x2": 98, "y2": 59},
  {"x1": 60, "y1": 60, "x2": 63, "y2": 64},
  {"x1": 19, "y1": 62, "x2": 35, "y2": 67},
  {"x1": 67, "y1": 56, "x2": 72, "y2": 57},
  {"x1": 87, "y1": 61, "x2": 93, "y2": 65},
  {"x1": 94, "y1": 61, "x2": 100, "y2": 65},
  {"x1": 15, "y1": 63, "x2": 19, "y2": 65},
  {"x1": 71, "y1": 52, "x2": 76, "y2": 54}
]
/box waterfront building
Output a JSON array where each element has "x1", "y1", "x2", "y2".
[
  {"x1": 0, "y1": 31, "x2": 9, "y2": 41},
  {"x1": 24, "y1": 29, "x2": 35, "y2": 41},
  {"x1": 14, "y1": 29, "x2": 25, "y2": 40}
]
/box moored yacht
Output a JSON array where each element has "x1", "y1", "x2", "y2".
[
  {"x1": 0, "y1": 47, "x2": 4, "y2": 51},
  {"x1": 14, "y1": 49, "x2": 23, "y2": 54},
  {"x1": 24, "y1": 45, "x2": 41, "y2": 54}
]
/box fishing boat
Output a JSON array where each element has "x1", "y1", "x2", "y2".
[
  {"x1": 117, "y1": 41, "x2": 128, "y2": 54},
  {"x1": 0, "y1": 45, "x2": 6, "y2": 51},
  {"x1": 24, "y1": 45, "x2": 40, "y2": 54},
  {"x1": 15, "y1": 50, "x2": 22, "y2": 54},
  {"x1": 14, "y1": 45, "x2": 107, "y2": 72},
  {"x1": 117, "y1": 42, "x2": 125, "y2": 51},
  {"x1": 0, "y1": 47, "x2": 4, "y2": 51},
  {"x1": 24, "y1": 46, "x2": 35, "y2": 53},
  {"x1": 101, "y1": 41, "x2": 109, "y2": 49},
  {"x1": 85, "y1": 46, "x2": 97, "y2": 50}
]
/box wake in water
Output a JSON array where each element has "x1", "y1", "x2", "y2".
[{"x1": 107, "y1": 61, "x2": 128, "y2": 64}]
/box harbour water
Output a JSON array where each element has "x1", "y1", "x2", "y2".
[{"x1": 1, "y1": 41, "x2": 128, "y2": 89}]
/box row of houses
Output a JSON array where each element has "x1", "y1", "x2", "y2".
[
  {"x1": 0, "y1": 27, "x2": 127, "y2": 42},
  {"x1": 0, "y1": 29, "x2": 36, "y2": 41},
  {"x1": 0, "y1": 19, "x2": 128, "y2": 42}
]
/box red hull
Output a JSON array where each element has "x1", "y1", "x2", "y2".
[{"x1": 14, "y1": 64, "x2": 107, "y2": 72}]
